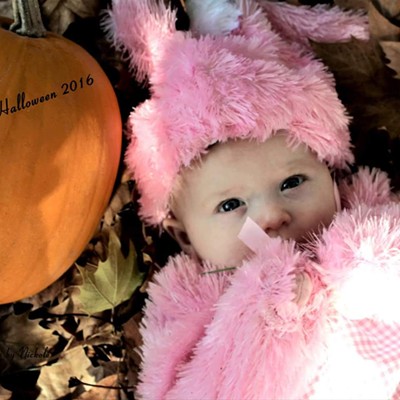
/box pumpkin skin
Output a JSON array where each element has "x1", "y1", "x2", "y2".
[{"x1": 0, "y1": 19, "x2": 122, "y2": 303}]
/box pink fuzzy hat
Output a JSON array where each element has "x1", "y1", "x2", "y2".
[{"x1": 107, "y1": 0, "x2": 369, "y2": 225}]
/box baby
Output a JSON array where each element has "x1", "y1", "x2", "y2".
[
  {"x1": 108, "y1": 0, "x2": 400, "y2": 398},
  {"x1": 164, "y1": 134, "x2": 338, "y2": 267}
]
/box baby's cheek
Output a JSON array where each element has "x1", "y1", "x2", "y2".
[
  {"x1": 199, "y1": 238, "x2": 251, "y2": 267},
  {"x1": 318, "y1": 203, "x2": 336, "y2": 229},
  {"x1": 303, "y1": 198, "x2": 335, "y2": 233},
  {"x1": 218, "y1": 241, "x2": 253, "y2": 267}
]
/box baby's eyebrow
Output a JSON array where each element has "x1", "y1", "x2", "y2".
[
  {"x1": 283, "y1": 157, "x2": 314, "y2": 168},
  {"x1": 211, "y1": 185, "x2": 246, "y2": 199},
  {"x1": 202, "y1": 186, "x2": 245, "y2": 208}
]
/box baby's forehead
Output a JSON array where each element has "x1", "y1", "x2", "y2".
[
  {"x1": 175, "y1": 135, "x2": 319, "y2": 190},
  {"x1": 195, "y1": 135, "x2": 313, "y2": 167}
]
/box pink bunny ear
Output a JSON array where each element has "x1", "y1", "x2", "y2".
[
  {"x1": 103, "y1": 0, "x2": 178, "y2": 82},
  {"x1": 259, "y1": 1, "x2": 369, "y2": 47}
]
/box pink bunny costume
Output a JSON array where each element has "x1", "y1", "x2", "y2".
[
  {"x1": 107, "y1": 0, "x2": 400, "y2": 398},
  {"x1": 107, "y1": 0, "x2": 368, "y2": 225}
]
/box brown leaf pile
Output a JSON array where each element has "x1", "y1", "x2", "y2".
[
  {"x1": 0, "y1": 0, "x2": 399, "y2": 399},
  {"x1": 40, "y1": 0, "x2": 103, "y2": 34},
  {"x1": 0, "y1": 160, "x2": 172, "y2": 398},
  {"x1": 312, "y1": 0, "x2": 400, "y2": 189}
]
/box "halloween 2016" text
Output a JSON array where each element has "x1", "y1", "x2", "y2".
[{"x1": 0, "y1": 74, "x2": 94, "y2": 117}]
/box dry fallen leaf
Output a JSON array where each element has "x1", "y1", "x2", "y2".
[
  {"x1": 366, "y1": 0, "x2": 400, "y2": 79},
  {"x1": 40, "y1": 0, "x2": 102, "y2": 34},
  {"x1": 121, "y1": 313, "x2": 143, "y2": 388},
  {"x1": 0, "y1": 0, "x2": 12, "y2": 19},
  {"x1": 368, "y1": 0, "x2": 400, "y2": 40},
  {"x1": 334, "y1": 0, "x2": 368, "y2": 9},
  {"x1": 370, "y1": 0, "x2": 400, "y2": 26},
  {"x1": 75, "y1": 373, "x2": 129, "y2": 400},
  {"x1": 36, "y1": 345, "x2": 96, "y2": 399},
  {"x1": 77, "y1": 230, "x2": 143, "y2": 315},
  {"x1": 20, "y1": 271, "x2": 71, "y2": 309},
  {"x1": 79, "y1": 320, "x2": 120, "y2": 346},
  {"x1": 312, "y1": 37, "x2": 400, "y2": 191},
  {"x1": 103, "y1": 173, "x2": 134, "y2": 227},
  {"x1": 0, "y1": 384, "x2": 12, "y2": 400},
  {"x1": 312, "y1": 37, "x2": 400, "y2": 136},
  {"x1": 0, "y1": 312, "x2": 59, "y2": 372},
  {"x1": 123, "y1": 314, "x2": 143, "y2": 350},
  {"x1": 380, "y1": 40, "x2": 400, "y2": 78}
]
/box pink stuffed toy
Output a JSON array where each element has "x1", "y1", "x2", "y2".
[{"x1": 106, "y1": 0, "x2": 400, "y2": 398}]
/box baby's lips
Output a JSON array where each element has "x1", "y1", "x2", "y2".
[{"x1": 293, "y1": 271, "x2": 313, "y2": 307}]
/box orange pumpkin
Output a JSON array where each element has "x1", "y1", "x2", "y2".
[{"x1": 0, "y1": 18, "x2": 122, "y2": 303}]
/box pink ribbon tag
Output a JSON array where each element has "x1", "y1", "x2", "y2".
[{"x1": 238, "y1": 217, "x2": 269, "y2": 253}]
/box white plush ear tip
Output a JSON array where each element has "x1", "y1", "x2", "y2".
[{"x1": 186, "y1": 0, "x2": 242, "y2": 36}]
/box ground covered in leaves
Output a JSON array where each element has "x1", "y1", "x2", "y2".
[{"x1": 0, "y1": 0, "x2": 399, "y2": 399}]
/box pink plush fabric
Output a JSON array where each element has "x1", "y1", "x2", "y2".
[
  {"x1": 259, "y1": 0, "x2": 369, "y2": 47},
  {"x1": 136, "y1": 168, "x2": 400, "y2": 399},
  {"x1": 106, "y1": 0, "x2": 369, "y2": 225}
]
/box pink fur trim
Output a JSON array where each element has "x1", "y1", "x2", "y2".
[
  {"x1": 316, "y1": 201, "x2": 400, "y2": 321},
  {"x1": 339, "y1": 167, "x2": 393, "y2": 209},
  {"x1": 138, "y1": 240, "x2": 331, "y2": 399},
  {"x1": 137, "y1": 255, "x2": 231, "y2": 399},
  {"x1": 259, "y1": 0, "x2": 369, "y2": 47}
]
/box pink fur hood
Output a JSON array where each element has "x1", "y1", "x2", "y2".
[
  {"x1": 107, "y1": 0, "x2": 369, "y2": 225},
  {"x1": 137, "y1": 168, "x2": 400, "y2": 399}
]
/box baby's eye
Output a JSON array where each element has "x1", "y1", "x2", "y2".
[
  {"x1": 280, "y1": 175, "x2": 306, "y2": 191},
  {"x1": 217, "y1": 198, "x2": 245, "y2": 213}
]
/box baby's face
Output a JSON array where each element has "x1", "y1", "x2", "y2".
[{"x1": 164, "y1": 134, "x2": 337, "y2": 267}]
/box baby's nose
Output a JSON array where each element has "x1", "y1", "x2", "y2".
[{"x1": 256, "y1": 203, "x2": 291, "y2": 237}]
